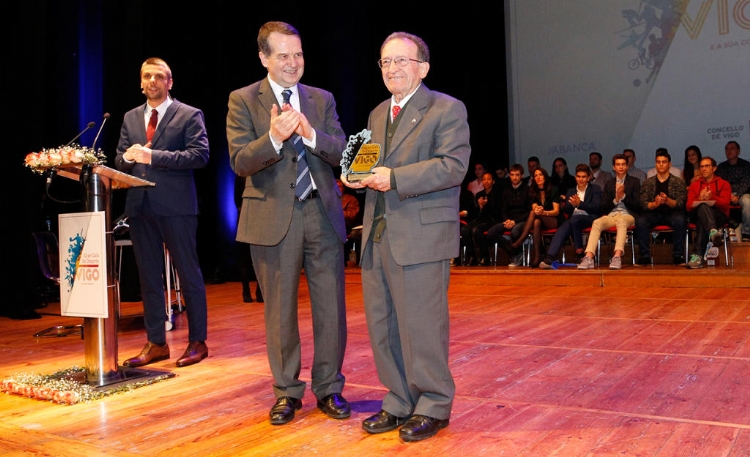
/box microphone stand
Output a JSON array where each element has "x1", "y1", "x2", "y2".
[{"x1": 63, "y1": 121, "x2": 96, "y2": 147}]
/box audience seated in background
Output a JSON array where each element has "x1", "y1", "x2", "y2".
[
  {"x1": 466, "y1": 162, "x2": 487, "y2": 196},
  {"x1": 493, "y1": 166, "x2": 511, "y2": 191},
  {"x1": 715, "y1": 141, "x2": 750, "y2": 242},
  {"x1": 510, "y1": 167, "x2": 561, "y2": 268},
  {"x1": 460, "y1": 172, "x2": 502, "y2": 266},
  {"x1": 487, "y1": 164, "x2": 529, "y2": 267},
  {"x1": 682, "y1": 145, "x2": 702, "y2": 185},
  {"x1": 540, "y1": 164, "x2": 602, "y2": 269},
  {"x1": 338, "y1": 178, "x2": 363, "y2": 265},
  {"x1": 634, "y1": 148, "x2": 687, "y2": 267},
  {"x1": 524, "y1": 156, "x2": 541, "y2": 187},
  {"x1": 235, "y1": 176, "x2": 262, "y2": 303},
  {"x1": 578, "y1": 154, "x2": 641, "y2": 270},
  {"x1": 647, "y1": 165, "x2": 681, "y2": 179},
  {"x1": 459, "y1": 184, "x2": 475, "y2": 222},
  {"x1": 589, "y1": 151, "x2": 613, "y2": 189},
  {"x1": 338, "y1": 178, "x2": 361, "y2": 233},
  {"x1": 453, "y1": 184, "x2": 477, "y2": 266},
  {"x1": 623, "y1": 149, "x2": 647, "y2": 183},
  {"x1": 550, "y1": 157, "x2": 576, "y2": 198},
  {"x1": 687, "y1": 157, "x2": 732, "y2": 269}
]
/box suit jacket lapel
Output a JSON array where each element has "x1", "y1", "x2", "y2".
[
  {"x1": 258, "y1": 79, "x2": 279, "y2": 116},
  {"x1": 137, "y1": 103, "x2": 149, "y2": 144},
  {"x1": 386, "y1": 84, "x2": 428, "y2": 157},
  {"x1": 369, "y1": 101, "x2": 388, "y2": 165},
  {"x1": 151, "y1": 100, "x2": 180, "y2": 145},
  {"x1": 297, "y1": 84, "x2": 313, "y2": 119}
]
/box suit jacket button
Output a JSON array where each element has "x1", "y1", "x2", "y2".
[
  {"x1": 292, "y1": 157, "x2": 298, "y2": 162},
  {"x1": 290, "y1": 183, "x2": 296, "y2": 189}
]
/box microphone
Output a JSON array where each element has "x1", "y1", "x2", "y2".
[
  {"x1": 91, "y1": 113, "x2": 110, "y2": 150},
  {"x1": 63, "y1": 121, "x2": 96, "y2": 147},
  {"x1": 45, "y1": 167, "x2": 57, "y2": 194}
]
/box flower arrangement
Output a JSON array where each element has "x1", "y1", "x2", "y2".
[
  {"x1": 1, "y1": 366, "x2": 171, "y2": 405},
  {"x1": 24, "y1": 145, "x2": 106, "y2": 174}
]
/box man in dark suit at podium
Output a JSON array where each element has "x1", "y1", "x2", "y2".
[{"x1": 115, "y1": 57, "x2": 210, "y2": 368}]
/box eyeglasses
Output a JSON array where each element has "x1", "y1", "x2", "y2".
[{"x1": 377, "y1": 57, "x2": 424, "y2": 68}]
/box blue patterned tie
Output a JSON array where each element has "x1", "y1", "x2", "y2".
[{"x1": 282, "y1": 89, "x2": 312, "y2": 200}]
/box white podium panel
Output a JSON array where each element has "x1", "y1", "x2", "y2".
[{"x1": 59, "y1": 211, "x2": 108, "y2": 318}]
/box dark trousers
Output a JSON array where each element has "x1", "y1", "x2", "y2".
[
  {"x1": 460, "y1": 220, "x2": 492, "y2": 259},
  {"x1": 546, "y1": 214, "x2": 597, "y2": 259},
  {"x1": 635, "y1": 210, "x2": 687, "y2": 259},
  {"x1": 129, "y1": 212, "x2": 207, "y2": 345},
  {"x1": 690, "y1": 203, "x2": 727, "y2": 256}
]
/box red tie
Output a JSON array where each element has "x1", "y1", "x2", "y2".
[
  {"x1": 146, "y1": 109, "x2": 158, "y2": 143},
  {"x1": 392, "y1": 105, "x2": 401, "y2": 120}
]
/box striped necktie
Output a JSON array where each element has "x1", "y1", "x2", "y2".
[{"x1": 282, "y1": 89, "x2": 312, "y2": 200}]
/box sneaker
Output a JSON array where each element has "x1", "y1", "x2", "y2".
[
  {"x1": 539, "y1": 260, "x2": 553, "y2": 270},
  {"x1": 687, "y1": 254, "x2": 703, "y2": 269},
  {"x1": 508, "y1": 252, "x2": 524, "y2": 267},
  {"x1": 709, "y1": 228, "x2": 723, "y2": 247},
  {"x1": 577, "y1": 256, "x2": 595, "y2": 270},
  {"x1": 634, "y1": 256, "x2": 650, "y2": 267},
  {"x1": 673, "y1": 256, "x2": 686, "y2": 267},
  {"x1": 609, "y1": 256, "x2": 622, "y2": 270}
]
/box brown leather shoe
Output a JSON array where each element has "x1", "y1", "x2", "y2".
[
  {"x1": 123, "y1": 342, "x2": 169, "y2": 367},
  {"x1": 175, "y1": 341, "x2": 208, "y2": 367}
]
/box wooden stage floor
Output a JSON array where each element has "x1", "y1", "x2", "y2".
[{"x1": 1, "y1": 256, "x2": 749, "y2": 456}]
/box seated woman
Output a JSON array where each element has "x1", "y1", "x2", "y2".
[
  {"x1": 550, "y1": 157, "x2": 576, "y2": 198},
  {"x1": 682, "y1": 145, "x2": 702, "y2": 185},
  {"x1": 539, "y1": 164, "x2": 603, "y2": 269},
  {"x1": 510, "y1": 167, "x2": 561, "y2": 268}
]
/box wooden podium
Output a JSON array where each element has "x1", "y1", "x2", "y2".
[{"x1": 55, "y1": 163, "x2": 168, "y2": 388}]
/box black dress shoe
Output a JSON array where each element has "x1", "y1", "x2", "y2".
[
  {"x1": 176, "y1": 341, "x2": 208, "y2": 367},
  {"x1": 362, "y1": 410, "x2": 409, "y2": 434},
  {"x1": 123, "y1": 341, "x2": 169, "y2": 367},
  {"x1": 399, "y1": 415, "x2": 449, "y2": 442},
  {"x1": 255, "y1": 285, "x2": 264, "y2": 303},
  {"x1": 242, "y1": 289, "x2": 253, "y2": 303},
  {"x1": 269, "y1": 396, "x2": 302, "y2": 425},
  {"x1": 317, "y1": 393, "x2": 351, "y2": 419}
]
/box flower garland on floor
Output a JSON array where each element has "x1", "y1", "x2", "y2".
[
  {"x1": 1, "y1": 366, "x2": 171, "y2": 405},
  {"x1": 24, "y1": 145, "x2": 106, "y2": 174}
]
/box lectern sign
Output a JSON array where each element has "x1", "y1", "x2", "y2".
[{"x1": 59, "y1": 212, "x2": 108, "y2": 318}]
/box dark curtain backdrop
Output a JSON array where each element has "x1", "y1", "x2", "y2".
[{"x1": 5, "y1": 0, "x2": 507, "y2": 314}]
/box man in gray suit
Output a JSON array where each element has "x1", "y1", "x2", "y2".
[
  {"x1": 226, "y1": 21, "x2": 349, "y2": 426},
  {"x1": 343, "y1": 32, "x2": 470, "y2": 442}
]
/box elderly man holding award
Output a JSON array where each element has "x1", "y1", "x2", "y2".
[{"x1": 342, "y1": 31, "x2": 470, "y2": 442}]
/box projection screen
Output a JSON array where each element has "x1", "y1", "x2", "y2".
[{"x1": 505, "y1": 0, "x2": 750, "y2": 172}]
